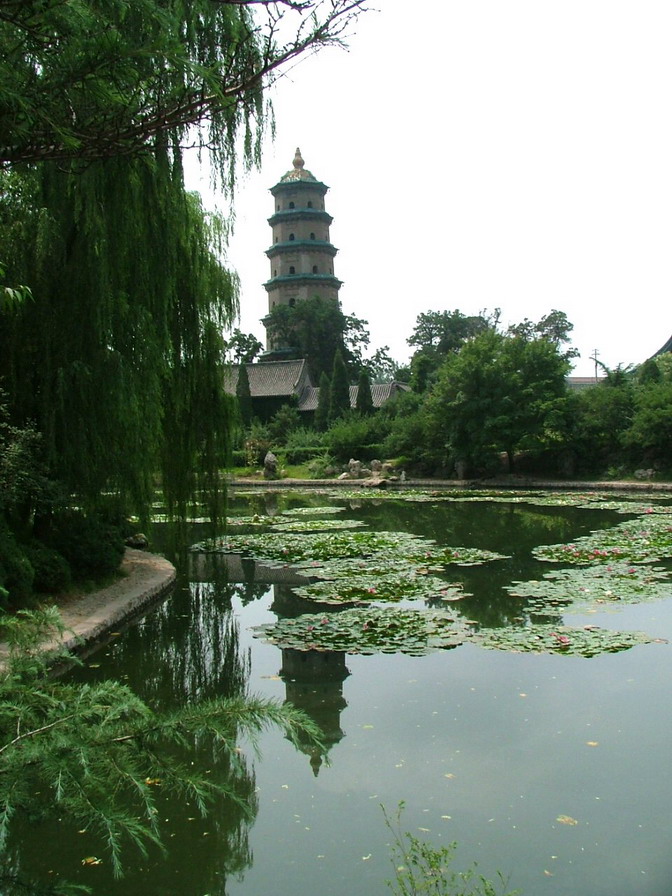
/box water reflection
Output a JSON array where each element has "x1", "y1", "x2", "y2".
[{"x1": 279, "y1": 648, "x2": 349, "y2": 776}]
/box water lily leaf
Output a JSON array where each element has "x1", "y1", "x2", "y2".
[
  {"x1": 252, "y1": 607, "x2": 471, "y2": 655},
  {"x1": 556, "y1": 815, "x2": 578, "y2": 826},
  {"x1": 506, "y1": 561, "x2": 672, "y2": 614},
  {"x1": 533, "y1": 514, "x2": 672, "y2": 565},
  {"x1": 473, "y1": 623, "x2": 654, "y2": 657}
]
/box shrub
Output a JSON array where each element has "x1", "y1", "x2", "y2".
[
  {"x1": 45, "y1": 510, "x2": 124, "y2": 580},
  {"x1": 0, "y1": 522, "x2": 34, "y2": 606},
  {"x1": 24, "y1": 542, "x2": 71, "y2": 594}
]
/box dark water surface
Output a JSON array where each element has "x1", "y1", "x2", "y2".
[{"x1": 8, "y1": 491, "x2": 672, "y2": 895}]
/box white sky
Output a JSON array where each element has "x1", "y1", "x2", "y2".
[{"x1": 186, "y1": 0, "x2": 672, "y2": 376}]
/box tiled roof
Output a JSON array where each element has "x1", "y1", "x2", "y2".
[
  {"x1": 225, "y1": 359, "x2": 312, "y2": 398},
  {"x1": 297, "y1": 381, "x2": 410, "y2": 412},
  {"x1": 566, "y1": 376, "x2": 605, "y2": 389},
  {"x1": 653, "y1": 335, "x2": 672, "y2": 356}
]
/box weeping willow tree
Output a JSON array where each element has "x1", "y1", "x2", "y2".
[
  {"x1": 1, "y1": 154, "x2": 237, "y2": 521},
  {"x1": 0, "y1": 0, "x2": 369, "y2": 523}
]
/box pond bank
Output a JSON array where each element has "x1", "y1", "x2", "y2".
[
  {"x1": 230, "y1": 475, "x2": 672, "y2": 493},
  {"x1": 0, "y1": 548, "x2": 176, "y2": 669}
]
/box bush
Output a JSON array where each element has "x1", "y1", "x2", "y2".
[
  {"x1": 0, "y1": 522, "x2": 34, "y2": 606},
  {"x1": 45, "y1": 510, "x2": 124, "y2": 580},
  {"x1": 24, "y1": 541, "x2": 71, "y2": 594},
  {"x1": 324, "y1": 414, "x2": 387, "y2": 462}
]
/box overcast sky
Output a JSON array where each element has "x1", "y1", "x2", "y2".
[{"x1": 186, "y1": 0, "x2": 672, "y2": 376}]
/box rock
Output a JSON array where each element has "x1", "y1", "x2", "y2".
[
  {"x1": 125, "y1": 533, "x2": 149, "y2": 549},
  {"x1": 348, "y1": 459, "x2": 363, "y2": 477},
  {"x1": 338, "y1": 471, "x2": 351, "y2": 480},
  {"x1": 370, "y1": 459, "x2": 383, "y2": 473},
  {"x1": 634, "y1": 468, "x2": 655, "y2": 480},
  {"x1": 263, "y1": 451, "x2": 278, "y2": 479},
  {"x1": 360, "y1": 477, "x2": 388, "y2": 489}
]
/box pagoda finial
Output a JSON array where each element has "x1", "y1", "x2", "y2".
[{"x1": 293, "y1": 148, "x2": 304, "y2": 170}]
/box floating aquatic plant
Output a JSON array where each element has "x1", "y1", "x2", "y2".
[
  {"x1": 291, "y1": 568, "x2": 467, "y2": 606},
  {"x1": 533, "y1": 515, "x2": 672, "y2": 565},
  {"x1": 473, "y1": 623, "x2": 655, "y2": 657},
  {"x1": 506, "y1": 562, "x2": 672, "y2": 613},
  {"x1": 252, "y1": 607, "x2": 471, "y2": 655}
]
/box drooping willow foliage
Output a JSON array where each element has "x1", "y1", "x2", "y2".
[{"x1": 0, "y1": 153, "x2": 237, "y2": 521}]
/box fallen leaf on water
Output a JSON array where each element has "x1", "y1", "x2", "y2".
[
  {"x1": 260, "y1": 675, "x2": 281, "y2": 680},
  {"x1": 444, "y1": 773, "x2": 455, "y2": 779},
  {"x1": 556, "y1": 815, "x2": 578, "y2": 826},
  {"x1": 362, "y1": 854, "x2": 371, "y2": 861},
  {"x1": 362, "y1": 724, "x2": 374, "y2": 729},
  {"x1": 144, "y1": 777, "x2": 161, "y2": 786},
  {"x1": 586, "y1": 741, "x2": 599, "y2": 747},
  {"x1": 81, "y1": 857, "x2": 102, "y2": 866},
  {"x1": 544, "y1": 870, "x2": 554, "y2": 877}
]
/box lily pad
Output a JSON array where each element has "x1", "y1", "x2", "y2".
[
  {"x1": 292, "y1": 567, "x2": 467, "y2": 606},
  {"x1": 507, "y1": 562, "x2": 672, "y2": 613},
  {"x1": 473, "y1": 623, "x2": 655, "y2": 657},
  {"x1": 252, "y1": 607, "x2": 471, "y2": 655},
  {"x1": 533, "y1": 515, "x2": 672, "y2": 564}
]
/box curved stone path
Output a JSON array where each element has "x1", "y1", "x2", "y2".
[{"x1": 0, "y1": 548, "x2": 176, "y2": 668}]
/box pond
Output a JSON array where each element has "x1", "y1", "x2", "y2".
[{"x1": 7, "y1": 488, "x2": 672, "y2": 895}]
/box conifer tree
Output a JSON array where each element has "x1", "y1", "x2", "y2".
[
  {"x1": 328, "y1": 350, "x2": 351, "y2": 425},
  {"x1": 315, "y1": 372, "x2": 331, "y2": 431},
  {"x1": 236, "y1": 364, "x2": 254, "y2": 428},
  {"x1": 356, "y1": 369, "x2": 374, "y2": 415}
]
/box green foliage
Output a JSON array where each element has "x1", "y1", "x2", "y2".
[
  {"x1": 328, "y1": 349, "x2": 352, "y2": 425},
  {"x1": 622, "y1": 381, "x2": 672, "y2": 467},
  {"x1": 43, "y1": 511, "x2": 125, "y2": 581},
  {"x1": 225, "y1": 329, "x2": 264, "y2": 365},
  {"x1": 356, "y1": 368, "x2": 374, "y2": 414},
  {"x1": 267, "y1": 403, "x2": 302, "y2": 445},
  {"x1": 0, "y1": 0, "x2": 367, "y2": 175},
  {"x1": 314, "y1": 371, "x2": 331, "y2": 432},
  {"x1": 264, "y1": 296, "x2": 370, "y2": 380},
  {"x1": 424, "y1": 329, "x2": 571, "y2": 474},
  {"x1": 407, "y1": 309, "x2": 495, "y2": 387},
  {"x1": 568, "y1": 377, "x2": 634, "y2": 473},
  {"x1": 0, "y1": 608, "x2": 322, "y2": 878},
  {"x1": 23, "y1": 542, "x2": 71, "y2": 595},
  {"x1": 1, "y1": 158, "x2": 236, "y2": 523},
  {"x1": 325, "y1": 413, "x2": 383, "y2": 462},
  {"x1": 236, "y1": 363, "x2": 254, "y2": 428},
  {"x1": 384, "y1": 803, "x2": 518, "y2": 896},
  {"x1": 0, "y1": 520, "x2": 34, "y2": 606}
]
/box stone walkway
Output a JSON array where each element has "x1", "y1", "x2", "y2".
[{"x1": 0, "y1": 548, "x2": 176, "y2": 668}]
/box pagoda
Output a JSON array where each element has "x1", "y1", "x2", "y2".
[{"x1": 262, "y1": 148, "x2": 342, "y2": 353}]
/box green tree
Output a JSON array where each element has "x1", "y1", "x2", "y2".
[
  {"x1": 622, "y1": 381, "x2": 672, "y2": 467},
  {"x1": 1, "y1": 159, "x2": 236, "y2": 522},
  {"x1": 365, "y1": 345, "x2": 400, "y2": 383},
  {"x1": 226, "y1": 329, "x2": 264, "y2": 365},
  {"x1": 356, "y1": 369, "x2": 374, "y2": 415},
  {"x1": 236, "y1": 363, "x2": 254, "y2": 428},
  {"x1": 264, "y1": 296, "x2": 370, "y2": 380},
  {"x1": 314, "y1": 371, "x2": 331, "y2": 432},
  {"x1": 328, "y1": 350, "x2": 351, "y2": 425},
  {"x1": 0, "y1": 0, "x2": 367, "y2": 174},
  {"x1": 425, "y1": 329, "x2": 571, "y2": 474},
  {"x1": 407, "y1": 309, "x2": 495, "y2": 387},
  {"x1": 0, "y1": 608, "x2": 320, "y2": 882}
]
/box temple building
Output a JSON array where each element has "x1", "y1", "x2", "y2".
[{"x1": 225, "y1": 149, "x2": 408, "y2": 420}]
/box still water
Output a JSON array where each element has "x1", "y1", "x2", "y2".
[{"x1": 8, "y1": 490, "x2": 672, "y2": 895}]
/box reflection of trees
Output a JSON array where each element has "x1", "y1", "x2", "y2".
[
  {"x1": 6, "y1": 737, "x2": 258, "y2": 896},
  {"x1": 280, "y1": 649, "x2": 349, "y2": 775},
  {"x1": 72, "y1": 578, "x2": 250, "y2": 709}
]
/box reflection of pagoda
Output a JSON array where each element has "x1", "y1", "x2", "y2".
[{"x1": 280, "y1": 648, "x2": 349, "y2": 776}]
